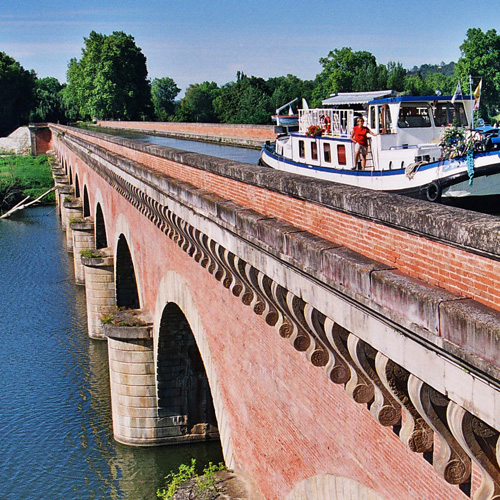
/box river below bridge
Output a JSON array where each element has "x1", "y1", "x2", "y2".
[
  {"x1": 0, "y1": 136, "x2": 262, "y2": 499},
  {"x1": 0, "y1": 208, "x2": 223, "y2": 499}
]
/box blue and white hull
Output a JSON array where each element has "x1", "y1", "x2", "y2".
[
  {"x1": 260, "y1": 145, "x2": 500, "y2": 204},
  {"x1": 261, "y1": 92, "x2": 500, "y2": 208}
]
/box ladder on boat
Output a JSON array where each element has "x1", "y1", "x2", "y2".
[
  {"x1": 354, "y1": 144, "x2": 375, "y2": 170},
  {"x1": 366, "y1": 146, "x2": 374, "y2": 169}
]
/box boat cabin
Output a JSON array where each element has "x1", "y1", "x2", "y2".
[{"x1": 278, "y1": 91, "x2": 474, "y2": 171}]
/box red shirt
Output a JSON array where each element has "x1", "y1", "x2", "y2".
[{"x1": 352, "y1": 126, "x2": 369, "y2": 147}]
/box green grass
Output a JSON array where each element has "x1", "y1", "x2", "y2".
[
  {"x1": 156, "y1": 459, "x2": 226, "y2": 500},
  {"x1": 0, "y1": 154, "x2": 55, "y2": 211}
]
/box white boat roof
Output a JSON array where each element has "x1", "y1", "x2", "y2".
[{"x1": 322, "y1": 90, "x2": 396, "y2": 106}]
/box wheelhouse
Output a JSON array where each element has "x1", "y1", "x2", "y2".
[{"x1": 284, "y1": 93, "x2": 474, "y2": 171}]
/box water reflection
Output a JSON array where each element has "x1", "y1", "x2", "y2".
[{"x1": 0, "y1": 206, "x2": 222, "y2": 500}]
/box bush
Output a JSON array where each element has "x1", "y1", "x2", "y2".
[{"x1": 157, "y1": 459, "x2": 226, "y2": 500}]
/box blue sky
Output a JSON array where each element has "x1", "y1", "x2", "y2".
[{"x1": 1, "y1": 0, "x2": 499, "y2": 93}]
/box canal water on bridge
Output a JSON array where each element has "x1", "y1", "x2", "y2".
[
  {"x1": 0, "y1": 205, "x2": 223, "y2": 500},
  {"x1": 98, "y1": 128, "x2": 262, "y2": 164}
]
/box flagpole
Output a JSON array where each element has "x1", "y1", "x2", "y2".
[{"x1": 469, "y1": 75, "x2": 475, "y2": 130}]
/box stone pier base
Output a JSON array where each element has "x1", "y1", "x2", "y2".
[
  {"x1": 70, "y1": 218, "x2": 95, "y2": 285},
  {"x1": 82, "y1": 248, "x2": 115, "y2": 339},
  {"x1": 105, "y1": 318, "x2": 211, "y2": 446},
  {"x1": 63, "y1": 200, "x2": 82, "y2": 252},
  {"x1": 56, "y1": 185, "x2": 73, "y2": 228}
]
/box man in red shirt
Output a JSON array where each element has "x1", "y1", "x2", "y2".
[{"x1": 350, "y1": 117, "x2": 377, "y2": 170}]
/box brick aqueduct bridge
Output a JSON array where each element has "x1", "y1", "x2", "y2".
[{"x1": 31, "y1": 123, "x2": 500, "y2": 500}]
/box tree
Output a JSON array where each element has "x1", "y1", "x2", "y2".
[
  {"x1": 386, "y1": 62, "x2": 407, "y2": 92},
  {"x1": 64, "y1": 31, "x2": 152, "y2": 120},
  {"x1": 213, "y1": 74, "x2": 271, "y2": 123},
  {"x1": 424, "y1": 72, "x2": 454, "y2": 95},
  {"x1": 455, "y1": 28, "x2": 500, "y2": 119},
  {"x1": 267, "y1": 74, "x2": 314, "y2": 112},
  {"x1": 151, "y1": 77, "x2": 180, "y2": 121},
  {"x1": 30, "y1": 77, "x2": 65, "y2": 123},
  {"x1": 177, "y1": 81, "x2": 219, "y2": 122},
  {"x1": 0, "y1": 52, "x2": 36, "y2": 136},
  {"x1": 402, "y1": 74, "x2": 431, "y2": 96},
  {"x1": 60, "y1": 57, "x2": 84, "y2": 121},
  {"x1": 312, "y1": 47, "x2": 377, "y2": 105}
]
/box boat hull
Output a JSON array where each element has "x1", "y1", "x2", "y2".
[{"x1": 260, "y1": 147, "x2": 500, "y2": 207}]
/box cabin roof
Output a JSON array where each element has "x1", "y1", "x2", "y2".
[
  {"x1": 322, "y1": 90, "x2": 395, "y2": 106},
  {"x1": 322, "y1": 91, "x2": 474, "y2": 107},
  {"x1": 372, "y1": 95, "x2": 473, "y2": 104}
]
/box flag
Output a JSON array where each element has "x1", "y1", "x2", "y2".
[
  {"x1": 474, "y1": 79, "x2": 482, "y2": 110},
  {"x1": 451, "y1": 81, "x2": 463, "y2": 104}
]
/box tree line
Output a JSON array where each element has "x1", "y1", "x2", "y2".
[{"x1": 1, "y1": 27, "x2": 499, "y2": 137}]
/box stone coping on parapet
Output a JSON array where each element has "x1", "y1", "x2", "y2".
[{"x1": 51, "y1": 124, "x2": 500, "y2": 260}]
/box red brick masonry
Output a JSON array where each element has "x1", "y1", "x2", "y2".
[
  {"x1": 47, "y1": 125, "x2": 499, "y2": 500},
  {"x1": 96, "y1": 121, "x2": 275, "y2": 146},
  {"x1": 65, "y1": 126, "x2": 500, "y2": 313}
]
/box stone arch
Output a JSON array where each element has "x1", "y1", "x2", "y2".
[
  {"x1": 68, "y1": 167, "x2": 73, "y2": 185},
  {"x1": 95, "y1": 203, "x2": 108, "y2": 249},
  {"x1": 154, "y1": 271, "x2": 235, "y2": 469},
  {"x1": 285, "y1": 475, "x2": 386, "y2": 500},
  {"x1": 115, "y1": 234, "x2": 140, "y2": 309},
  {"x1": 74, "y1": 173, "x2": 80, "y2": 198},
  {"x1": 157, "y1": 303, "x2": 218, "y2": 435},
  {"x1": 83, "y1": 185, "x2": 91, "y2": 217}
]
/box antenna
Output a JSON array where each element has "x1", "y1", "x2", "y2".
[{"x1": 469, "y1": 75, "x2": 475, "y2": 130}]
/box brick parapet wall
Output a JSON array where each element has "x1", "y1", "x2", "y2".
[
  {"x1": 54, "y1": 125, "x2": 500, "y2": 397},
  {"x1": 30, "y1": 125, "x2": 52, "y2": 155},
  {"x1": 95, "y1": 120, "x2": 275, "y2": 147},
  {"x1": 51, "y1": 125, "x2": 500, "y2": 313}
]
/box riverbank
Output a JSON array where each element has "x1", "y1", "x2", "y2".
[{"x1": 0, "y1": 153, "x2": 55, "y2": 213}]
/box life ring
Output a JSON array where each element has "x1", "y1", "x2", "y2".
[
  {"x1": 426, "y1": 181, "x2": 442, "y2": 202},
  {"x1": 323, "y1": 115, "x2": 331, "y2": 134}
]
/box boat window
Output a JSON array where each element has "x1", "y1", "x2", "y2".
[
  {"x1": 337, "y1": 145, "x2": 346, "y2": 165},
  {"x1": 311, "y1": 141, "x2": 318, "y2": 160},
  {"x1": 369, "y1": 107, "x2": 376, "y2": 130},
  {"x1": 299, "y1": 140, "x2": 305, "y2": 158},
  {"x1": 398, "y1": 104, "x2": 431, "y2": 128},
  {"x1": 433, "y1": 102, "x2": 468, "y2": 127},
  {"x1": 379, "y1": 104, "x2": 392, "y2": 133},
  {"x1": 324, "y1": 143, "x2": 331, "y2": 163}
]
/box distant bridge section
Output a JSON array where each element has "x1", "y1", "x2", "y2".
[
  {"x1": 38, "y1": 122, "x2": 500, "y2": 500},
  {"x1": 95, "y1": 120, "x2": 275, "y2": 148}
]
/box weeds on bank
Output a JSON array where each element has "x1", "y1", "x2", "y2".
[
  {"x1": 80, "y1": 249, "x2": 102, "y2": 259},
  {"x1": 0, "y1": 154, "x2": 54, "y2": 211},
  {"x1": 157, "y1": 459, "x2": 226, "y2": 499}
]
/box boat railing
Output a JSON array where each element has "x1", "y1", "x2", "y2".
[{"x1": 299, "y1": 108, "x2": 354, "y2": 137}]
